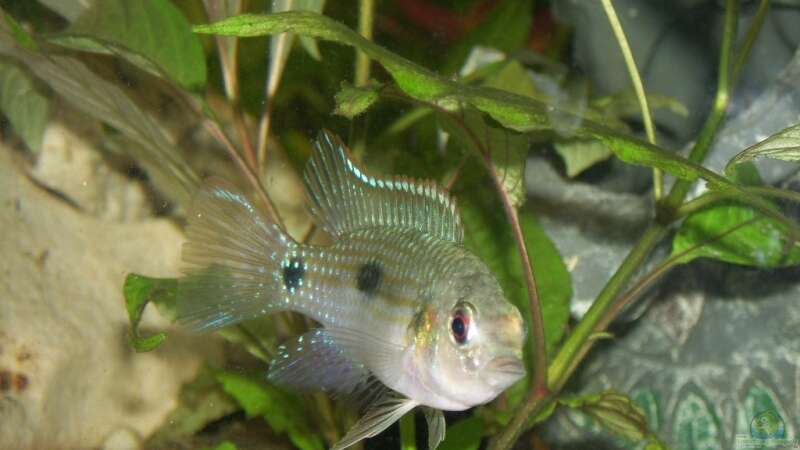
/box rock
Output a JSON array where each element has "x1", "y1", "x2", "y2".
[
  {"x1": 0, "y1": 145, "x2": 220, "y2": 449},
  {"x1": 30, "y1": 106, "x2": 153, "y2": 222},
  {"x1": 543, "y1": 263, "x2": 800, "y2": 449},
  {"x1": 526, "y1": 157, "x2": 652, "y2": 318}
]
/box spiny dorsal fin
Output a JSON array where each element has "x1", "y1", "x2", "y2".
[{"x1": 304, "y1": 131, "x2": 464, "y2": 243}]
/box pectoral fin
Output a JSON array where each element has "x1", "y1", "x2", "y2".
[
  {"x1": 332, "y1": 390, "x2": 418, "y2": 450},
  {"x1": 267, "y1": 329, "x2": 370, "y2": 396}
]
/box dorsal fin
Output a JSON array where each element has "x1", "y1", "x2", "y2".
[{"x1": 304, "y1": 131, "x2": 464, "y2": 243}]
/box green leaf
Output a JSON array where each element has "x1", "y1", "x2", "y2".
[
  {"x1": 192, "y1": 11, "x2": 555, "y2": 131},
  {"x1": 725, "y1": 122, "x2": 800, "y2": 176},
  {"x1": 123, "y1": 273, "x2": 177, "y2": 352},
  {"x1": 272, "y1": 0, "x2": 327, "y2": 61},
  {"x1": 57, "y1": 0, "x2": 206, "y2": 91},
  {"x1": 672, "y1": 202, "x2": 800, "y2": 267},
  {"x1": 553, "y1": 138, "x2": 613, "y2": 178},
  {"x1": 149, "y1": 366, "x2": 239, "y2": 447},
  {"x1": 591, "y1": 130, "x2": 704, "y2": 182},
  {"x1": 480, "y1": 59, "x2": 541, "y2": 109},
  {"x1": 204, "y1": 442, "x2": 238, "y2": 450},
  {"x1": 0, "y1": 60, "x2": 48, "y2": 152},
  {"x1": 215, "y1": 370, "x2": 324, "y2": 450},
  {"x1": 593, "y1": 90, "x2": 689, "y2": 119},
  {"x1": 190, "y1": 10, "x2": 795, "y2": 227},
  {"x1": 438, "y1": 416, "x2": 484, "y2": 450},
  {"x1": 3, "y1": 12, "x2": 37, "y2": 51},
  {"x1": 445, "y1": 0, "x2": 533, "y2": 73},
  {"x1": 459, "y1": 190, "x2": 571, "y2": 405},
  {"x1": 590, "y1": 128, "x2": 799, "y2": 231},
  {"x1": 333, "y1": 80, "x2": 380, "y2": 119},
  {"x1": 559, "y1": 390, "x2": 651, "y2": 442}
]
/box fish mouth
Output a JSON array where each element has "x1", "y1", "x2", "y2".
[{"x1": 483, "y1": 356, "x2": 526, "y2": 388}]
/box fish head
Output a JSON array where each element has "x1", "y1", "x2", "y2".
[{"x1": 412, "y1": 254, "x2": 526, "y2": 409}]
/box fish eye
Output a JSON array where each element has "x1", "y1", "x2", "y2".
[{"x1": 450, "y1": 303, "x2": 474, "y2": 345}]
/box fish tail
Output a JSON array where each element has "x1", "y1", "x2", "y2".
[{"x1": 176, "y1": 177, "x2": 297, "y2": 331}]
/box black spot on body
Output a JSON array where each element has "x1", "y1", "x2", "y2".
[
  {"x1": 282, "y1": 257, "x2": 305, "y2": 291},
  {"x1": 357, "y1": 261, "x2": 382, "y2": 296}
]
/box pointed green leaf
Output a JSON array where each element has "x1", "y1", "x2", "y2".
[
  {"x1": 333, "y1": 80, "x2": 380, "y2": 118},
  {"x1": 725, "y1": 122, "x2": 800, "y2": 176},
  {"x1": 482, "y1": 60, "x2": 539, "y2": 100},
  {"x1": 672, "y1": 202, "x2": 800, "y2": 267},
  {"x1": 192, "y1": 11, "x2": 556, "y2": 130},
  {"x1": 3, "y1": 12, "x2": 37, "y2": 51},
  {"x1": 204, "y1": 442, "x2": 238, "y2": 450},
  {"x1": 123, "y1": 273, "x2": 177, "y2": 352},
  {"x1": 445, "y1": 0, "x2": 533, "y2": 72},
  {"x1": 553, "y1": 138, "x2": 614, "y2": 178},
  {"x1": 0, "y1": 61, "x2": 48, "y2": 152},
  {"x1": 593, "y1": 90, "x2": 689, "y2": 119},
  {"x1": 56, "y1": 0, "x2": 206, "y2": 91},
  {"x1": 559, "y1": 390, "x2": 652, "y2": 443}
]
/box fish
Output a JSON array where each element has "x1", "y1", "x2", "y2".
[{"x1": 175, "y1": 130, "x2": 526, "y2": 450}]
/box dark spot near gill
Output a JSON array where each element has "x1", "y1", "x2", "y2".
[
  {"x1": 282, "y1": 257, "x2": 305, "y2": 291},
  {"x1": 357, "y1": 261, "x2": 382, "y2": 296}
]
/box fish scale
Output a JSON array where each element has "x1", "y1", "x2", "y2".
[
  {"x1": 279, "y1": 228, "x2": 454, "y2": 331},
  {"x1": 175, "y1": 130, "x2": 526, "y2": 450}
]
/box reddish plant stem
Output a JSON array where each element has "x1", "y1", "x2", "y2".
[{"x1": 202, "y1": 119, "x2": 283, "y2": 227}]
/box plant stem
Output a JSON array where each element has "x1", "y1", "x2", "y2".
[
  {"x1": 600, "y1": 0, "x2": 661, "y2": 199},
  {"x1": 548, "y1": 224, "x2": 666, "y2": 389},
  {"x1": 202, "y1": 118, "x2": 283, "y2": 227},
  {"x1": 355, "y1": 0, "x2": 375, "y2": 86},
  {"x1": 493, "y1": 164, "x2": 548, "y2": 392},
  {"x1": 399, "y1": 413, "x2": 417, "y2": 450},
  {"x1": 733, "y1": 0, "x2": 771, "y2": 86},
  {"x1": 490, "y1": 2, "x2": 741, "y2": 449},
  {"x1": 445, "y1": 107, "x2": 547, "y2": 393},
  {"x1": 205, "y1": 0, "x2": 257, "y2": 169},
  {"x1": 662, "y1": 0, "x2": 738, "y2": 213}
]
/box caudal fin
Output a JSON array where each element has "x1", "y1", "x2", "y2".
[{"x1": 176, "y1": 178, "x2": 295, "y2": 331}]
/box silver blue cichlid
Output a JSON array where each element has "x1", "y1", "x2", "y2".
[{"x1": 176, "y1": 131, "x2": 526, "y2": 449}]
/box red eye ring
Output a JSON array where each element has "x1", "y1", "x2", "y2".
[{"x1": 451, "y1": 309, "x2": 470, "y2": 344}]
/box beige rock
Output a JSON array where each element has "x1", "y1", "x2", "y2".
[
  {"x1": 30, "y1": 107, "x2": 152, "y2": 222},
  {"x1": 0, "y1": 146, "x2": 219, "y2": 449}
]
